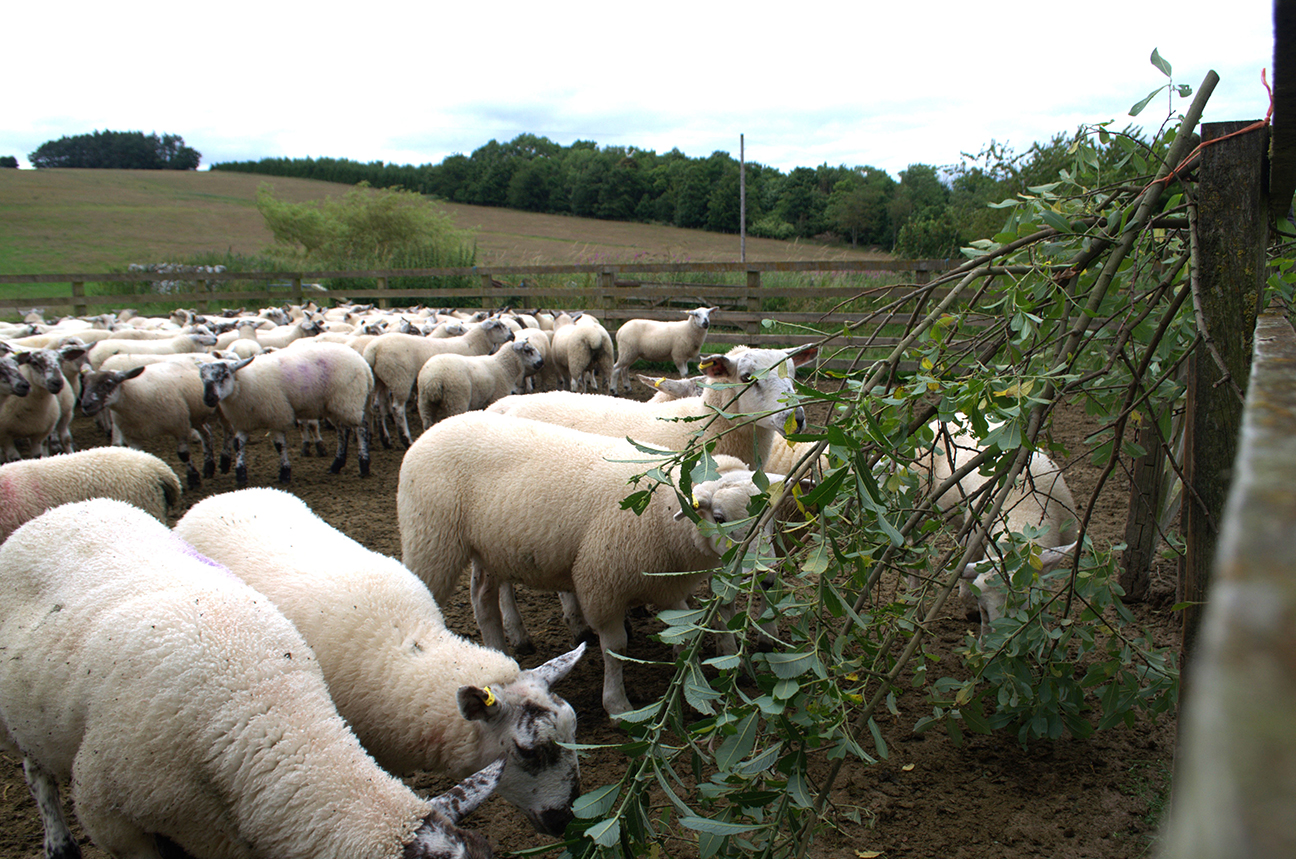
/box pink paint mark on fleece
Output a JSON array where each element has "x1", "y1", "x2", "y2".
[{"x1": 0, "y1": 470, "x2": 45, "y2": 540}]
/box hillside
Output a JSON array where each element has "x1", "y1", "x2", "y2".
[{"x1": 0, "y1": 169, "x2": 891, "y2": 275}]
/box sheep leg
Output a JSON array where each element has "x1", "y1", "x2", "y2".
[
  {"x1": 593, "y1": 615, "x2": 633, "y2": 717},
  {"x1": 177, "y1": 430, "x2": 202, "y2": 489},
  {"x1": 197, "y1": 423, "x2": 216, "y2": 479},
  {"x1": 559, "y1": 591, "x2": 594, "y2": 646},
  {"x1": 469, "y1": 558, "x2": 510, "y2": 653},
  {"x1": 357, "y1": 421, "x2": 370, "y2": 477},
  {"x1": 21, "y1": 758, "x2": 81, "y2": 859},
  {"x1": 498, "y1": 583, "x2": 535, "y2": 655},
  {"x1": 392, "y1": 399, "x2": 414, "y2": 449},
  {"x1": 330, "y1": 426, "x2": 350, "y2": 474},
  {"x1": 273, "y1": 432, "x2": 291, "y2": 483},
  {"x1": 233, "y1": 432, "x2": 250, "y2": 486}
]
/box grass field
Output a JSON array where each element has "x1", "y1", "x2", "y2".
[{"x1": 0, "y1": 169, "x2": 891, "y2": 276}]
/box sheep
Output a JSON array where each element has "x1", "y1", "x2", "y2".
[
  {"x1": 550, "y1": 312, "x2": 615, "y2": 394},
  {"x1": 489, "y1": 345, "x2": 817, "y2": 472},
  {"x1": 80, "y1": 356, "x2": 224, "y2": 488},
  {"x1": 0, "y1": 447, "x2": 181, "y2": 542},
  {"x1": 907, "y1": 420, "x2": 1080, "y2": 626},
  {"x1": 637, "y1": 373, "x2": 705, "y2": 402},
  {"x1": 174, "y1": 487, "x2": 585, "y2": 836},
  {"x1": 515, "y1": 327, "x2": 558, "y2": 392},
  {"x1": 363, "y1": 318, "x2": 515, "y2": 448},
  {"x1": 397, "y1": 411, "x2": 781, "y2": 717},
  {"x1": 0, "y1": 347, "x2": 74, "y2": 462},
  {"x1": 198, "y1": 340, "x2": 375, "y2": 486},
  {"x1": 416, "y1": 339, "x2": 545, "y2": 428},
  {"x1": 0, "y1": 498, "x2": 504, "y2": 859},
  {"x1": 86, "y1": 328, "x2": 218, "y2": 368},
  {"x1": 611, "y1": 306, "x2": 717, "y2": 393}
]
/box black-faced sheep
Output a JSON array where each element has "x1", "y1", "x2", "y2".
[
  {"x1": 397, "y1": 411, "x2": 780, "y2": 717},
  {"x1": 611, "y1": 306, "x2": 717, "y2": 393},
  {"x1": 0, "y1": 498, "x2": 504, "y2": 859},
  {"x1": 174, "y1": 487, "x2": 584, "y2": 836}
]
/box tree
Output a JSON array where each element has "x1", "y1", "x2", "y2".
[
  {"x1": 0, "y1": 156, "x2": 17, "y2": 169},
  {"x1": 824, "y1": 167, "x2": 894, "y2": 246},
  {"x1": 28, "y1": 131, "x2": 200, "y2": 169}
]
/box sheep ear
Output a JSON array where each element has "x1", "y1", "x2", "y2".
[
  {"x1": 428, "y1": 758, "x2": 504, "y2": 825},
  {"x1": 790, "y1": 346, "x2": 818, "y2": 367},
  {"x1": 526, "y1": 642, "x2": 586, "y2": 690},
  {"x1": 457, "y1": 685, "x2": 503, "y2": 722},
  {"x1": 122, "y1": 366, "x2": 147, "y2": 381},
  {"x1": 698, "y1": 355, "x2": 732, "y2": 379}
]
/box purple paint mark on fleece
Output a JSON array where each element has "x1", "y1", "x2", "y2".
[{"x1": 170, "y1": 533, "x2": 242, "y2": 580}]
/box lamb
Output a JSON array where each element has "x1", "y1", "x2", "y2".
[
  {"x1": 199, "y1": 340, "x2": 375, "y2": 486},
  {"x1": 515, "y1": 327, "x2": 558, "y2": 392},
  {"x1": 416, "y1": 339, "x2": 545, "y2": 428},
  {"x1": 174, "y1": 487, "x2": 584, "y2": 836},
  {"x1": 611, "y1": 306, "x2": 717, "y2": 393},
  {"x1": 0, "y1": 447, "x2": 182, "y2": 542},
  {"x1": 907, "y1": 420, "x2": 1080, "y2": 626},
  {"x1": 489, "y1": 345, "x2": 816, "y2": 472},
  {"x1": 550, "y1": 312, "x2": 615, "y2": 394},
  {"x1": 80, "y1": 356, "x2": 223, "y2": 488},
  {"x1": 0, "y1": 347, "x2": 77, "y2": 462},
  {"x1": 397, "y1": 411, "x2": 780, "y2": 717},
  {"x1": 86, "y1": 328, "x2": 218, "y2": 368},
  {"x1": 0, "y1": 498, "x2": 503, "y2": 859},
  {"x1": 363, "y1": 318, "x2": 515, "y2": 447}
]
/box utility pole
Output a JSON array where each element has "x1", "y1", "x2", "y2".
[{"x1": 740, "y1": 134, "x2": 747, "y2": 263}]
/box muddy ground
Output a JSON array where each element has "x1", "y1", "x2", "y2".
[{"x1": 0, "y1": 396, "x2": 1180, "y2": 859}]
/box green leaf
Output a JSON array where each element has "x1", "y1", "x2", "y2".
[
  {"x1": 1150, "y1": 47, "x2": 1172, "y2": 77},
  {"x1": 1039, "y1": 207, "x2": 1072, "y2": 234},
  {"x1": 573, "y1": 783, "x2": 620, "y2": 819},
  {"x1": 680, "y1": 816, "x2": 758, "y2": 836},
  {"x1": 765, "y1": 651, "x2": 818, "y2": 679},
  {"x1": 1129, "y1": 86, "x2": 1164, "y2": 117},
  {"x1": 716, "y1": 712, "x2": 759, "y2": 771},
  {"x1": 586, "y1": 817, "x2": 621, "y2": 847}
]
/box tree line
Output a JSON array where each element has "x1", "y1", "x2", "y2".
[
  {"x1": 27, "y1": 131, "x2": 201, "y2": 170},
  {"x1": 211, "y1": 128, "x2": 1157, "y2": 257}
]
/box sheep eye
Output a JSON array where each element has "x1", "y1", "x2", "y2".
[
  {"x1": 740, "y1": 373, "x2": 754, "y2": 383},
  {"x1": 713, "y1": 513, "x2": 728, "y2": 525}
]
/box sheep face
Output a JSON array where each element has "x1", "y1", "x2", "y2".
[
  {"x1": 456, "y1": 644, "x2": 584, "y2": 836},
  {"x1": 681, "y1": 468, "x2": 777, "y2": 559},
  {"x1": 687, "y1": 306, "x2": 718, "y2": 330},
  {"x1": 0, "y1": 355, "x2": 31, "y2": 397},
  {"x1": 14, "y1": 348, "x2": 66, "y2": 395},
  {"x1": 79, "y1": 366, "x2": 146, "y2": 416},
  {"x1": 699, "y1": 347, "x2": 817, "y2": 436},
  {"x1": 198, "y1": 356, "x2": 254, "y2": 407},
  {"x1": 511, "y1": 339, "x2": 545, "y2": 375},
  {"x1": 407, "y1": 759, "x2": 504, "y2": 859}
]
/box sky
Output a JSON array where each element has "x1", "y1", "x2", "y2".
[{"x1": 2, "y1": 1, "x2": 1277, "y2": 179}]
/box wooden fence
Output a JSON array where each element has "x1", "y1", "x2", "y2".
[{"x1": 0, "y1": 258, "x2": 956, "y2": 371}]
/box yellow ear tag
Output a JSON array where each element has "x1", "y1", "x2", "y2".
[
  {"x1": 691, "y1": 492, "x2": 701, "y2": 510},
  {"x1": 483, "y1": 686, "x2": 497, "y2": 707}
]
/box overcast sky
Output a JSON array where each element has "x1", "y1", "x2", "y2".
[{"x1": 2, "y1": 1, "x2": 1276, "y2": 178}]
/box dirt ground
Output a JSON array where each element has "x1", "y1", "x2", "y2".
[{"x1": 0, "y1": 394, "x2": 1181, "y2": 859}]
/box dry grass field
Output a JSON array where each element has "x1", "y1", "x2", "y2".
[{"x1": 0, "y1": 168, "x2": 890, "y2": 276}]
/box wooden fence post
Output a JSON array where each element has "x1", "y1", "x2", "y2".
[
  {"x1": 71, "y1": 281, "x2": 85, "y2": 318},
  {"x1": 1180, "y1": 119, "x2": 1269, "y2": 673},
  {"x1": 598, "y1": 268, "x2": 616, "y2": 313},
  {"x1": 376, "y1": 276, "x2": 388, "y2": 310},
  {"x1": 746, "y1": 269, "x2": 761, "y2": 335}
]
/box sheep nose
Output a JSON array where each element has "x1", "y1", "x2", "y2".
[
  {"x1": 793, "y1": 406, "x2": 805, "y2": 434},
  {"x1": 11, "y1": 378, "x2": 30, "y2": 396},
  {"x1": 203, "y1": 391, "x2": 220, "y2": 408},
  {"x1": 535, "y1": 806, "x2": 574, "y2": 836}
]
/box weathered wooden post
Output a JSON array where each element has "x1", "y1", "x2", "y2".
[
  {"x1": 1180, "y1": 119, "x2": 1269, "y2": 670},
  {"x1": 746, "y1": 269, "x2": 761, "y2": 335},
  {"x1": 376, "y1": 275, "x2": 388, "y2": 310},
  {"x1": 70, "y1": 281, "x2": 86, "y2": 318}
]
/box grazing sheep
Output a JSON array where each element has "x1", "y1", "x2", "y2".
[
  {"x1": 363, "y1": 318, "x2": 515, "y2": 448},
  {"x1": 908, "y1": 420, "x2": 1080, "y2": 626},
  {"x1": 398, "y1": 411, "x2": 779, "y2": 717},
  {"x1": 199, "y1": 341, "x2": 375, "y2": 486},
  {"x1": 611, "y1": 306, "x2": 717, "y2": 393},
  {"x1": 174, "y1": 488, "x2": 584, "y2": 836},
  {"x1": 0, "y1": 348, "x2": 72, "y2": 462},
  {"x1": 489, "y1": 345, "x2": 817, "y2": 471},
  {"x1": 550, "y1": 312, "x2": 615, "y2": 394},
  {"x1": 80, "y1": 356, "x2": 223, "y2": 488},
  {"x1": 416, "y1": 339, "x2": 545, "y2": 428},
  {"x1": 0, "y1": 498, "x2": 503, "y2": 859},
  {"x1": 0, "y1": 447, "x2": 181, "y2": 542}
]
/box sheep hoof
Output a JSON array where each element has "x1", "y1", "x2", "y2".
[
  {"x1": 315, "y1": 442, "x2": 328, "y2": 457},
  {"x1": 301, "y1": 443, "x2": 312, "y2": 457},
  {"x1": 359, "y1": 458, "x2": 370, "y2": 478},
  {"x1": 513, "y1": 640, "x2": 536, "y2": 657},
  {"x1": 235, "y1": 466, "x2": 249, "y2": 487},
  {"x1": 219, "y1": 455, "x2": 232, "y2": 474},
  {"x1": 278, "y1": 466, "x2": 292, "y2": 484},
  {"x1": 186, "y1": 471, "x2": 201, "y2": 490},
  {"x1": 328, "y1": 458, "x2": 345, "y2": 474},
  {"x1": 203, "y1": 462, "x2": 215, "y2": 479}
]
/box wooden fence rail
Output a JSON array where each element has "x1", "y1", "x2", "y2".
[
  {"x1": 0, "y1": 259, "x2": 956, "y2": 371},
  {"x1": 1159, "y1": 312, "x2": 1296, "y2": 858}
]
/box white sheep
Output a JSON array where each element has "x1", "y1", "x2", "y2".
[
  {"x1": 489, "y1": 345, "x2": 817, "y2": 471},
  {"x1": 0, "y1": 498, "x2": 503, "y2": 859},
  {"x1": 0, "y1": 447, "x2": 182, "y2": 542},
  {"x1": 0, "y1": 347, "x2": 71, "y2": 462},
  {"x1": 199, "y1": 340, "x2": 375, "y2": 486},
  {"x1": 907, "y1": 420, "x2": 1080, "y2": 626},
  {"x1": 416, "y1": 339, "x2": 545, "y2": 428},
  {"x1": 550, "y1": 312, "x2": 614, "y2": 394},
  {"x1": 80, "y1": 355, "x2": 224, "y2": 488},
  {"x1": 363, "y1": 318, "x2": 515, "y2": 448},
  {"x1": 611, "y1": 306, "x2": 717, "y2": 393},
  {"x1": 86, "y1": 328, "x2": 218, "y2": 368},
  {"x1": 174, "y1": 487, "x2": 585, "y2": 836},
  {"x1": 515, "y1": 327, "x2": 558, "y2": 392},
  {"x1": 397, "y1": 411, "x2": 780, "y2": 717}
]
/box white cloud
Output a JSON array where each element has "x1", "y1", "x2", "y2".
[{"x1": 1, "y1": 1, "x2": 1275, "y2": 177}]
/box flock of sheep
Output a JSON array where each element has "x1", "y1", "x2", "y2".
[{"x1": 0, "y1": 300, "x2": 1080, "y2": 859}]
